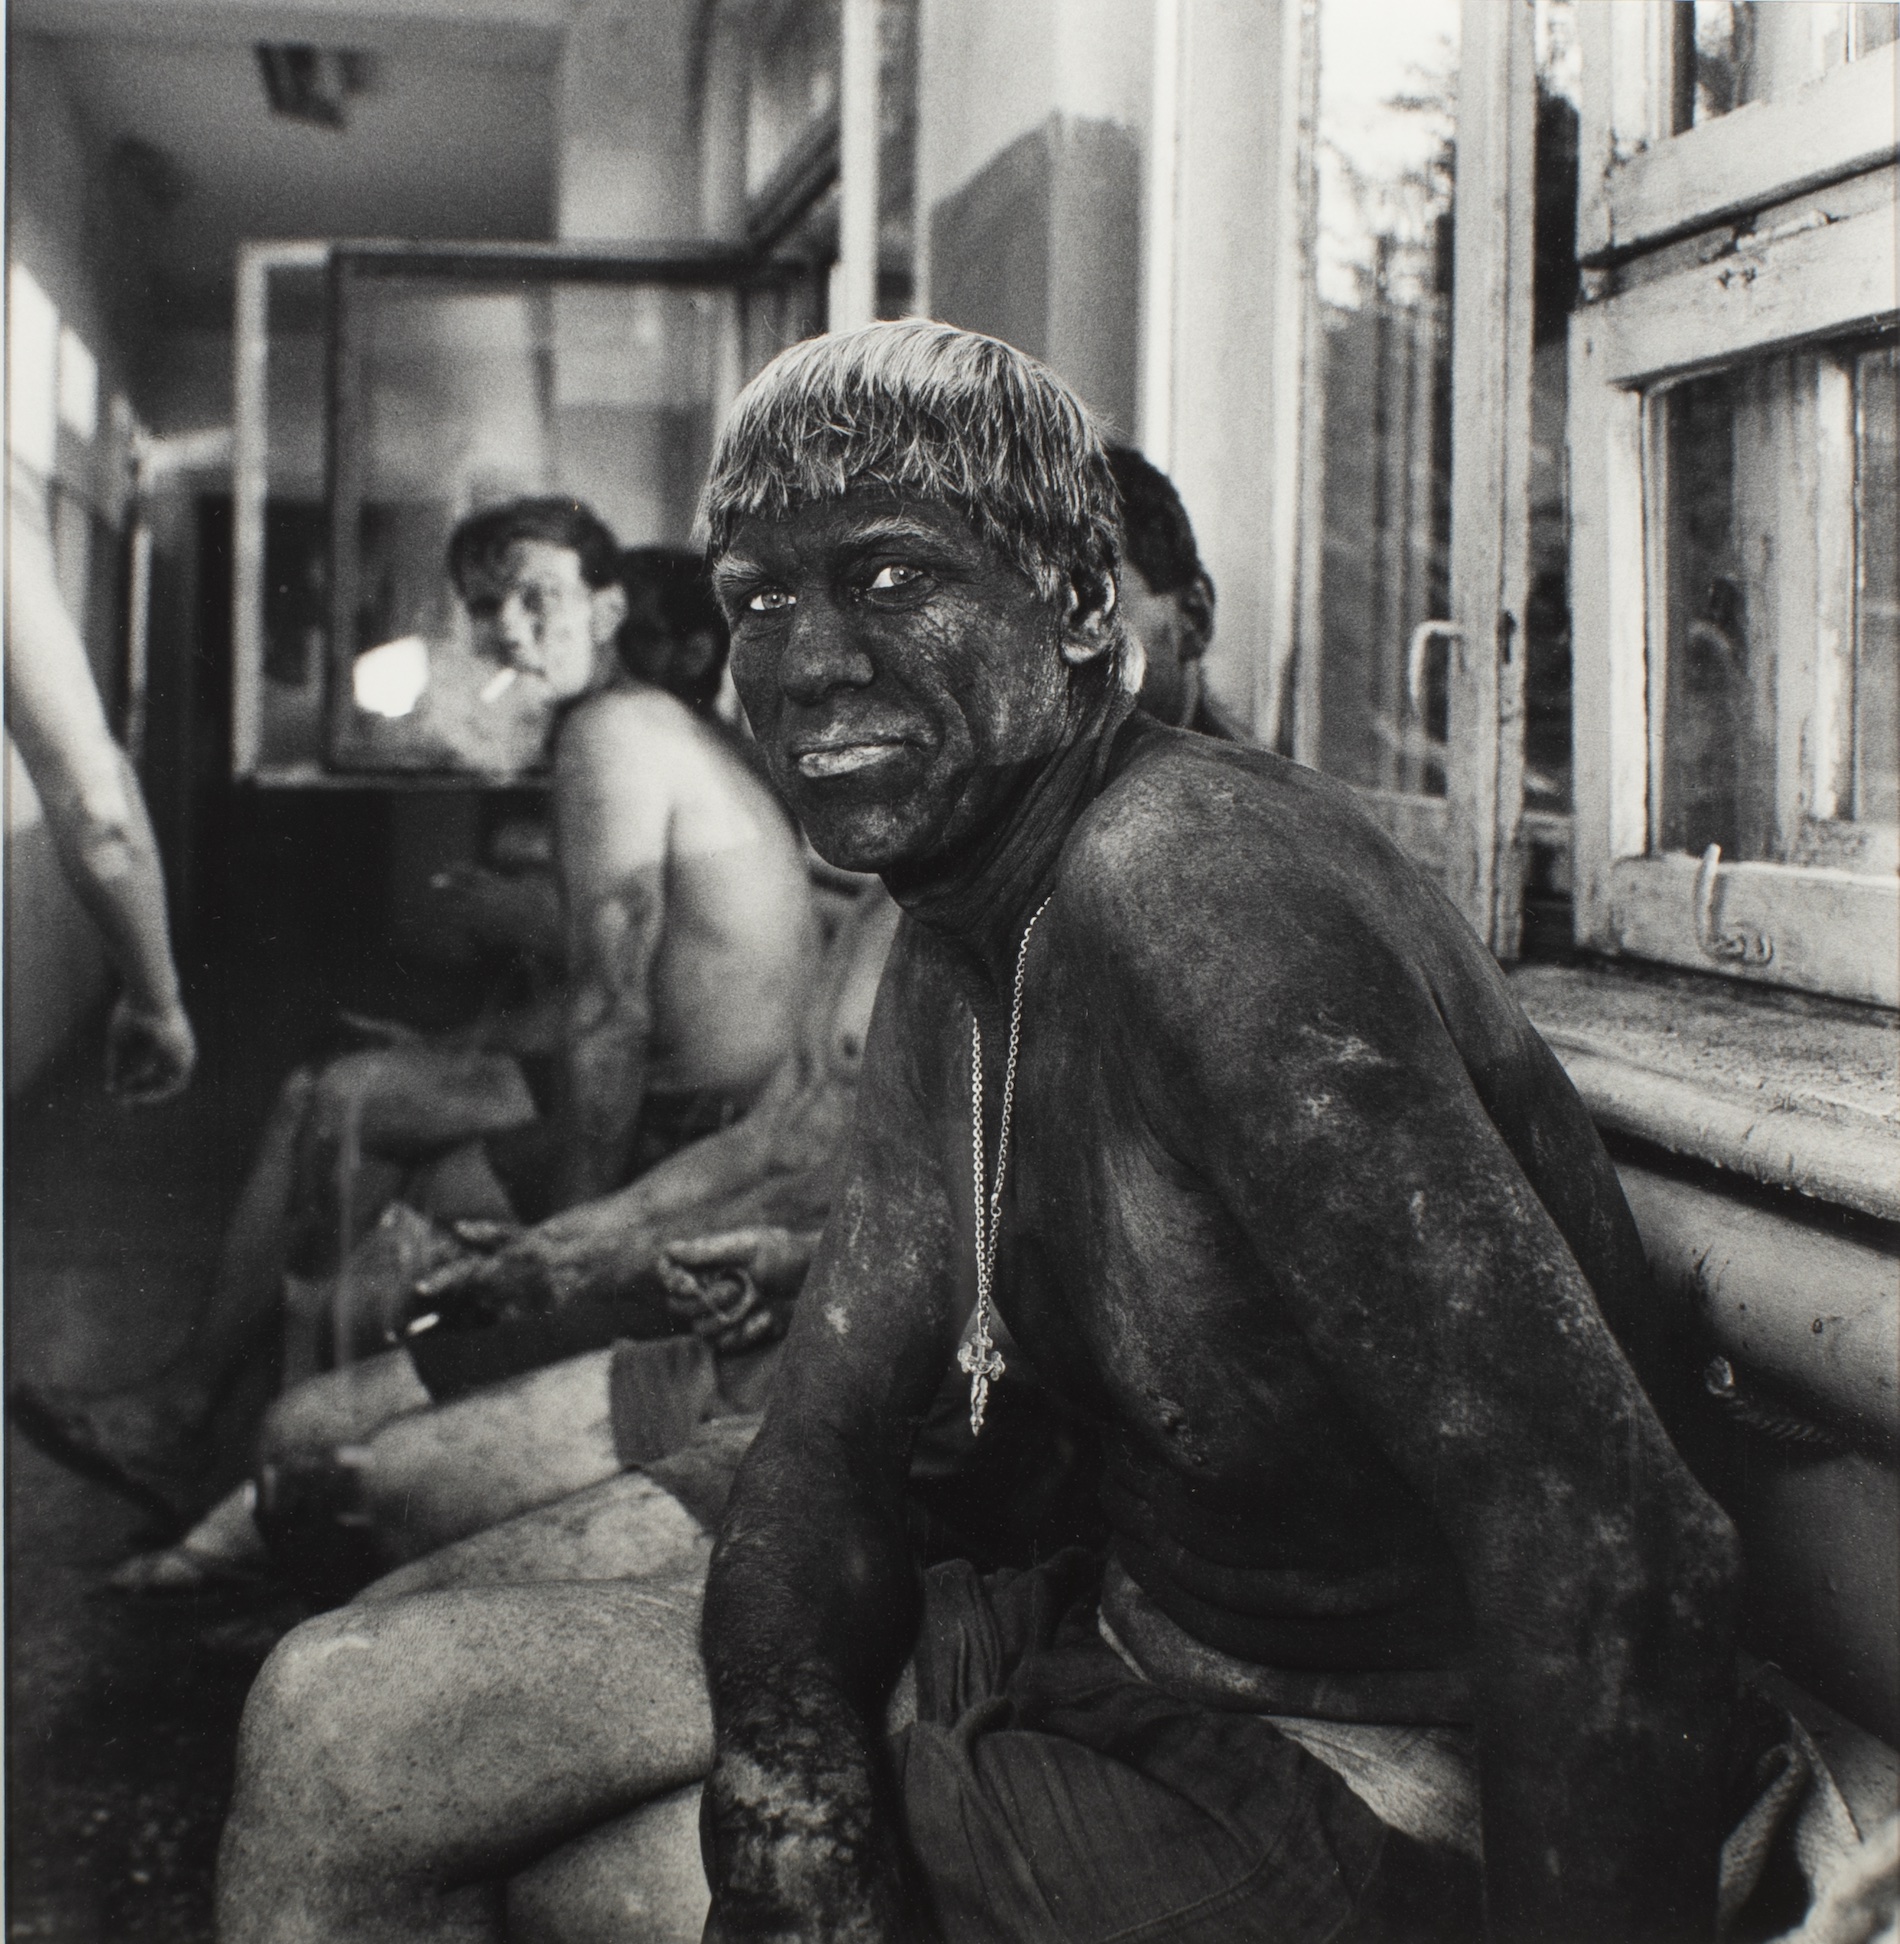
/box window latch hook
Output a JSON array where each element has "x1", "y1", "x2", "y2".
[{"x1": 1692, "y1": 844, "x2": 1773, "y2": 967}]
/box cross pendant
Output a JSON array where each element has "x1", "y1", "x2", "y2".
[{"x1": 958, "y1": 1335, "x2": 1006, "y2": 1437}]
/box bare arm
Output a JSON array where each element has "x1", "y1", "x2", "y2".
[
  {"x1": 426, "y1": 861, "x2": 565, "y2": 965},
  {"x1": 5, "y1": 514, "x2": 194, "y2": 1102},
  {"x1": 701, "y1": 939, "x2": 961, "y2": 1941},
  {"x1": 551, "y1": 694, "x2": 673, "y2": 1207},
  {"x1": 1109, "y1": 866, "x2": 1738, "y2": 1944},
  {"x1": 412, "y1": 1043, "x2": 830, "y2": 1315}
]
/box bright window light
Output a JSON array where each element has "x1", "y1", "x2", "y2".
[
  {"x1": 353, "y1": 635, "x2": 431, "y2": 717},
  {"x1": 7, "y1": 262, "x2": 59, "y2": 472},
  {"x1": 57, "y1": 326, "x2": 98, "y2": 442}
]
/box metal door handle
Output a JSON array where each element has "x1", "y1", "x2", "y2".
[{"x1": 1405, "y1": 622, "x2": 1464, "y2": 714}]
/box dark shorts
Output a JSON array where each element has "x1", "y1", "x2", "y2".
[{"x1": 894, "y1": 1552, "x2": 1482, "y2": 1944}]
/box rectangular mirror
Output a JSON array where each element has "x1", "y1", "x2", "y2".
[{"x1": 233, "y1": 242, "x2": 821, "y2": 784}]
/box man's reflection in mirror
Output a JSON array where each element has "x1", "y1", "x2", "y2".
[{"x1": 352, "y1": 499, "x2": 628, "y2": 773}]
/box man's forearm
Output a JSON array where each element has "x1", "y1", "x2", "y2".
[
  {"x1": 45, "y1": 749, "x2": 184, "y2": 1018},
  {"x1": 1471, "y1": 1493, "x2": 1738, "y2": 1942},
  {"x1": 703, "y1": 1673, "x2": 912, "y2": 1943},
  {"x1": 702, "y1": 1420, "x2": 924, "y2": 1939},
  {"x1": 557, "y1": 985, "x2": 650, "y2": 1207}
]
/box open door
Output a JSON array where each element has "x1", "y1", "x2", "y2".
[{"x1": 1288, "y1": 0, "x2": 1538, "y2": 957}]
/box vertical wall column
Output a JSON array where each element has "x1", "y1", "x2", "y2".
[
  {"x1": 834, "y1": 0, "x2": 883, "y2": 331},
  {"x1": 917, "y1": 0, "x2": 1150, "y2": 435},
  {"x1": 1143, "y1": 0, "x2": 1306, "y2": 737}
]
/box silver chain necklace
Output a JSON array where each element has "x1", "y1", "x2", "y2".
[{"x1": 958, "y1": 895, "x2": 1053, "y2": 1437}]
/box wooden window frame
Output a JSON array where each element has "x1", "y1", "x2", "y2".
[
  {"x1": 1577, "y1": 18, "x2": 1897, "y2": 265},
  {"x1": 1569, "y1": 10, "x2": 1899, "y2": 1009},
  {"x1": 1271, "y1": 0, "x2": 1539, "y2": 958}
]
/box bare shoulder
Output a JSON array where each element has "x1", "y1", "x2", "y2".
[
  {"x1": 1061, "y1": 726, "x2": 1547, "y2": 1091},
  {"x1": 1066, "y1": 727, "x2": 1439, "y2": 967},
  {"x1": 556, "y1": 686, "x2": 772, "y2": 812},
  {"x1": 556, "y1": 683, "x2": 696, "y2": 770}
]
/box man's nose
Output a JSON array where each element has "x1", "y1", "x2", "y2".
[
  {"x1": 498, "y1": 595, "x2": 538, "y2": 658},
  {"x1": 779, "y1": 597, "x2": 874, "y2": 706}
]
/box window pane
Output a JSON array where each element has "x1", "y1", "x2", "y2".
[
  {"x1": 1655, "y1": 336, "x2": 1898, "y2": 873},
  {"x1": 257, "y1": 261, "x2": 330, "y2": 771},
  {"x1": 1528, "y1": 0, "x2": 1580, "y2": 819},
  {"x1": 1305, "y1": 0, "x2": 1459, "y2": 798},
  {"x1": 1689, "y1": 2, "x2": 1894, "y2": 125}
]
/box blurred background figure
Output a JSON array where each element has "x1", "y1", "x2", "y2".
[
  {"x1": 5, "y1": 497, "x2": 195, "y2": 1105},
  {"x1": 8, "y1": 507, "x2": 820, "y2": 1532},
  {"x1": 1106, "y1": 441, "x2": 1239, "y2": 740}
]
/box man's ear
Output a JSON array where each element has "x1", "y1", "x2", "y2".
[
  {"x1": 1057, "y1": 568, "x2": 1118, "y2": 668},
  {"x1": 589, "y1": 581, "x2": 630, "y2": 645},
  {"x1": 1177, "y1": 573, "x2": 1215, "y2": 664}
]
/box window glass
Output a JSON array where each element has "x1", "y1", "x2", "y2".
[
  {"x1": 255, "y1": 261, "x2": 330, "y2": 771},
  {"x1": 1528, "y1": 0, "x2": 1580, "y2": 820},
  {"x1": 55, "y1": 326, "x2": 98, "y2": 443},
  {"x1": 747, "y1": 0, "x2": 841, "y2": 197},
  {"x1": 1305, "y1": 0, "x2": 1459, "y2": 798},
  {"x1": 7, "y1": 262, "x2": 59, "y2": 475},
  {"x1": 1654, "y1": 335, "x2": 1898, "y2": 874},
  {"x1": 1689, "y1": 2, "x2": 1896, "y2": 125}
]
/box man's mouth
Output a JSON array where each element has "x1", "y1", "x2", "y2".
[{"x1": 792, "y1": 738, "x2": 909, "y2": 780}]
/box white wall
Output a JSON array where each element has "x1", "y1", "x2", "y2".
[
  {"x1": 1153, "y1": 0, "x2": 1304, "y2": 732},
  {"x1": 557, "y1": 0, "x2": 703, "y2": 240},
  {"x1": 915, "y1": 0, "x2": 1150, "y2": 297},
  {"x1": 915, "y1": 0, "x2": 1302, "y2": 735}
]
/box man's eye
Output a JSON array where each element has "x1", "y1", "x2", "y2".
[
  {"x1": 867, "y1": 564, "x2": 922, "y2": 592},
  {"x1": 747, "y1": 588, "x2": 795, "y2": 613}
]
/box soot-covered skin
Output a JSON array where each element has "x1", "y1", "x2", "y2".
[{"x1": 702, "y1": 492, "x2": 1739, "y2": 1944}]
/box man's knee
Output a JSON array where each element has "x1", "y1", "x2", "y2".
[
  {"x1": 507, "y1": 1786, "x2": 708, "y2": 1944},
  {"x1": 230, "y1": 1607, "x2": 403, "y2": 1843},
  {"x1": 258, "y1": 1353, "x2": 430, "y2": 1467}
]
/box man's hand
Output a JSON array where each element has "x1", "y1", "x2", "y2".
[
  {"x1": 701, "y1": 1712, "x2": 924, "y2": 1944},
  {"x1": 410, "y1": 1222, "x2": 565, "y2": 1324},
  {"x1": 408, "y1": 1199, "x2": 663, "y2": 1326},
  {"x1": 105, "y1": 993, "x2": 196, "y2": 1105},
  {"x1": 657, "y1": 1227, "x2": 819, "y2": 1353}
]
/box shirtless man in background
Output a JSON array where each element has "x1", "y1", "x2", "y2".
[
  {"x1": 219, "y1": 331, "x2": 1761, "y2": 1944},
  {"x1": 119, "y1": 445, "x2": 1228, "y2": 1597},
  {"x1": 11, "y1": 499, "x2": 820, "y2": 1525}
]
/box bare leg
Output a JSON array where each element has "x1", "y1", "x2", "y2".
[
  {"x1": 110, "y1": 1354, "x2": 434, "y2": 1589},
  {"x1": 216, "y1": 1571, "x2": 711, "y2": 1944},
  {"x1": 110, "y1": 1483, "x2": 271, "y2": 1593},
  {"x1": 358, "y1": 1470, "x2": 710, "y2": 1603},
  {"x1": 257, "y1": 1349, "x2": 433, "y2": 1459},
  {"x1": 6, "y1": 1069, "x2": 318, "y2": 1513},
  {"x1": 508, "y1": 1787, "x2": 708, "y2": 1944},
  {"x1": 353, "y1": 1351, "x2": 619, "y2": 1562}
]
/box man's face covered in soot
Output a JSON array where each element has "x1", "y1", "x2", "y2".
[{"x1": 717, "y1": 492, "x2": 1108, "y2": 877}]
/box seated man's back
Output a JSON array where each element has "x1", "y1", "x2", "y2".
[{"x1": 555, "y1": 680, "x2": 818, "y2": 1111}]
